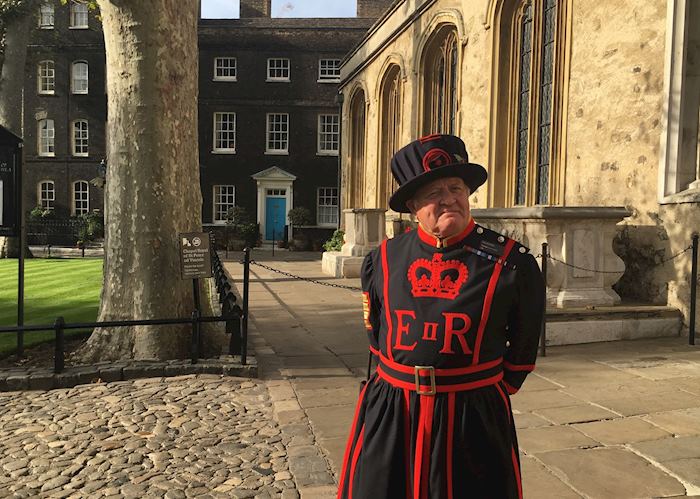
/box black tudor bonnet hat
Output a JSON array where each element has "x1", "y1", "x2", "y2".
[{"x1": 388, "y1": 134, "x2": 487, "y2": 213}]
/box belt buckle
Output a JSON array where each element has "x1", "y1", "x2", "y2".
[{"x1": 414, "y1": 365, "x2": 436, "y2": 396}]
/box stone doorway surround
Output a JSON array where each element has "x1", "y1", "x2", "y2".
[{"x1": 251, "y1": 166, "x2": 296, "y2": 242}]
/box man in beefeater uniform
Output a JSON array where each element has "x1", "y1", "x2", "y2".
[{"x1": 337, "y1": 134, "x2": 545, "y2": 499}]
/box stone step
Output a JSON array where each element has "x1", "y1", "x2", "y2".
[{"x1": 544, "y1": 305, "x2": 682, "y2": 345}]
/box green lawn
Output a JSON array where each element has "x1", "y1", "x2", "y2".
[{"x1": 0, "y1": 258, "x2": 103, "y2": 356}]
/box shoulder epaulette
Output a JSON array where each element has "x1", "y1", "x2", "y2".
[{"x1": 464, "y1": 224, "x2": 530, "y2": 270}]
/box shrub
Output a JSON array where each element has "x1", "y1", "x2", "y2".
[
  {"x1": 322, "y1": 229, "x2": 345, "y2": 252},
  {"x1": 287, "y1": 207, "x2": 312, "y2": 228}
]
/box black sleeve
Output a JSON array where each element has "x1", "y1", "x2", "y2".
[
  {"x1": 503, "y1": 253, "x2": 545, "y2": 394},
  {"x1": 360, "y1": 250, "x2": 382, "y2": 355}
]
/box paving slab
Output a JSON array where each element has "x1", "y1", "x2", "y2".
[
  {"x1": 518, "y1": 425, "x2": 600, "y2": 454},
  {"x1": 644, "y1": 408, "x2": 700, "y2": 436},
  {"x1": 632, "y1": 436, "x2": 700, "y2": 462},
  {"x1": 533, "y1": 403, "x2": 619, "y2": 424},
  {"x1": 537, "y1": 447, "x2": 687, "y2": 498},
  {"x1": 573, "y1": 416, "x2": 672, "y2": 444},
  {"x1": 520, "y1": 456, "x2": 582, "y2": 499}
]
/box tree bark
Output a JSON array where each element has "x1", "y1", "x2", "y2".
[
  {"x1": 0, "y1": 7, "x2": 34, "y2": 258},
  {"x1": 77, "y1": 0, "x2": 212, "y2": 361}
]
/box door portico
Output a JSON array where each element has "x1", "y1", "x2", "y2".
[{"x1": 252, "y1": 166, "x2": 296, "y2": 242}]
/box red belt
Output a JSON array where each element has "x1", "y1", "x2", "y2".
[{"x1": 376, "y1": 355, "x2": 503, "y2": 395}]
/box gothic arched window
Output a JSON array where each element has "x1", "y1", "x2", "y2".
[
  {"x1": 378, "y1": 65, "x2": 402, "y2": 209},
  {"x1": 422, "y1": 27, "x2": 459, "y2": 135}
]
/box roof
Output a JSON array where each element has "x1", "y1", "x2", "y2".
[{"x1": 0, "y1": 125, "x2": 23, "y2": 146}]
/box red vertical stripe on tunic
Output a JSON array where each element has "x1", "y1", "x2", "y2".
[
  {"x1": 403, "y1": 388, "x2": 413, "y2": 499},
  {"x1": 348, "y1": 425, "x2": 365, "y2": 499},
  {"x1": 380, "y1": 240, "x2": 394, "y2": 360},
  {"x1": 337, "y1": 382, "x2": 368, "y2": 499},
  {"x1": 413, "y1": 395, "x2": 435, "y2": 499},
  {"x1": 495, "y1": 382, "x2": 523, "y2": 499},
  {"x1": 472, "y1": 239, "x2": 516, "y2": 365},
  {"x1": 446, "y1": 392, "x2": 456, "y2": 499}
]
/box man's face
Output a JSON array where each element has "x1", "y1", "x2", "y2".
[{"x1": 407, "y1": 177, "x2": 471, "y2": 238}]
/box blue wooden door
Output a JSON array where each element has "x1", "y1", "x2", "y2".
[{"x1": 265, "y1": 197, "x2": 286, "y2": 240}]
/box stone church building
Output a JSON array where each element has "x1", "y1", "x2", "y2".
[{"x1": 334, "y1": 0, "x2": 700, "y2": 338}]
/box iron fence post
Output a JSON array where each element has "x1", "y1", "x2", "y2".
[
  {"x1": 242, "y1": 247, "x2": 251, "y2": 365},
  {"x1": 690, "y1": 234, "x2": 698, "y2": 346},
  {"x1": 54, "y1": 316, "x2": 65, "y2": 373},
  {"x1": 540, "y1": 242, "x2": 548, "y2": 357}
]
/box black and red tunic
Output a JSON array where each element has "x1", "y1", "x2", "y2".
[{"x1": 337, "y1": 219, "x2": 545, "y2": 499}]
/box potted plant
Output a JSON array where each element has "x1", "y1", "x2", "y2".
[{"x1": 287, "y1": 207, "x2": 312, "y2": 251}]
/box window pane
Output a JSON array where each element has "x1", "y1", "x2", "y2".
[
  {"x1": 214, "y1": 112, "x2": 236, "y2": 151},
  {"x1": 70, "y1": 1, "x2": 88, "y2": 27},
  {"x1": 40, "y1": 181, "x2": 55, "y2": 210},
  {"x1": 267, "y1": 113, "x2": 289, "y2": 152},
  {"x1": 536, "y1": 0, "x2": 557, "y2": 205},
  {"x1": 73, "y1": 120, "x2": 89, "y2": 156},
  {"x1": 74, "y1": 181, "x2": 89, "y2": 215},
  {"x1": 72, "y1": 62, "x2": 89, "y2": 93},
  {"x1": 317, "y1": 187, "x2": 338, "y2": 225},
  {"x1": 214, "y1": 57, "x2": 237, "y2": 80},
  {"x1": 213, "y1": 185, "x2": 235, "y2": 222},
  {"x1": 38, "y1": 60, "x2": 55, "y2": 93},
  {"x1": 318, "y1": 59, "x2": 341, "y2": 81},
  {"x1": 39, "y1": 3, "x2": 54, "y2": 27},
  {"x1": 318, "y1": 114, "x2": 339, "y2": 153},
  {"x1": 267, "y1": 58, "x2": 290, "y2": 80},
  {"x1": 515, "y1": 5, "x2": 533, "y2": 205},
  {"x1": 39, "y1": 119, "x2": 55, "y2": 156}
]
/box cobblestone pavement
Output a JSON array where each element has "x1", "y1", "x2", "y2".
[{"x1": 0, "y1": 375, "x2": 299, "y2": 499}]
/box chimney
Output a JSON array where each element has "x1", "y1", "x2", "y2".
[
  {"x1": 357, "y1": 0, "x2": 393, "y2": 18},
  {"x1": 240, "y1": 0, "x2": 271, "y2": 18}
]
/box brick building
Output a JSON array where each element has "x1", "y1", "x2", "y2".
[
  {"x1": 20, "y1": 0, "x2": 391, "y2": 244},
  {"x1": 23, "y1": 0, "x2": 106, "y2": 219}
]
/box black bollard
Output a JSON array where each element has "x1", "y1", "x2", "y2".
[
  {"x1": 690, "y1": 234, "x2": 698, "y2": 345},
  {"x1": 540, "y1": 242, "x2": 548, "y2": 357}
]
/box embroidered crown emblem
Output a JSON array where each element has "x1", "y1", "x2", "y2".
[{"x1": 407, "y1": 253, "x2": 468, "y2": 300}]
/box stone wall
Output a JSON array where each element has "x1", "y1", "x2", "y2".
[{"x1": 339, "y1": 0, "x2": 700, "y2": 330}]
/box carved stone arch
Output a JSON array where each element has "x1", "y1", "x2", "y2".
[
  {"x1": 374, "y1": 54, "x2": 407, "y2": 103},
  {"x1": 486, "y1": 0, "x2": 570, "y2": 207},
  {"x1": 345, "y1": 83, "x2": 369, "y2": 209},
  {"x1": 416, "y1": 15, "x2": 462, "y2": 136},
  {"x1": 376, "y1": 61, "x2": 404, "y2": 209}
]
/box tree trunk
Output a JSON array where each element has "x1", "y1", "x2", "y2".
[
  {"x1": 77, "y1": 0, "x2": 212, "y2": 361},
  {"x1": 0, "y1": 8, "x2": 34, "y2": 258}
]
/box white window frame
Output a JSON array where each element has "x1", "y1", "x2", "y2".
[
  {"x1": 72, "y1": 120, "x2": 89, "y2": 157},
  {"x1": 317, "y1": 187, "x2": 339, "y2": 226},
  {"x1": 266, "y1": 113, "x2": 289, "y2": 154},
  {"x1": 38, "y1": 60, "x2": 55, "y2": 95},
  {"x1": 38, "y1": 181, "x2": 55, "y2": 211},
  {"x1": 72, "y1": 180, "x2": 89, "y2": 216},
  {"x1": 38, "y1": 119, "x2": 55, "y2": 157},
  {"x1": 318, "y1": 59, "x2": 341, "y2": 83},
  {"x1": 266, "y1": 58, "x2": 290, "y2": 82},
  {"x1": 39, "y1": 3, "x2": 55, "y2": 29},
  {"x1": 213, "y1": 185, "x2": 236, "y2": 224},
  {"x1": 69, "y1": 1, "x2": 89, "y2": 29},
  {"x1": 213, "y1": 112, "x2": 236, "y2": 153},
  {"x1": 317, "y1": 114, "x2": 339, "y2": 155},
  {"x1": 71, "y1": 61, "x2": 89, "y2": 94},
  {"x1": 214, "y1": 57, "x2": 237, "y2": 81}
]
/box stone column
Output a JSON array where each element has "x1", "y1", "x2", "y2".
[{"x1": 322, "y1": 208, "x2": 386, "y2": 278}]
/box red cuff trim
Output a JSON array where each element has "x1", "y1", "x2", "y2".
[
  {"x1": 369, "y1": 345, "x2": 380, "y2": 356},
  {"x1": 504, "y1": 361, "x2": 536, "y2": 372},
  {"x1": 503, "y1": 380, "x2": 519, "y2": 395}
]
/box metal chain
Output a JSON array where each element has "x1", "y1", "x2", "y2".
[
  {"x1": 534, "y1": 245, "x2": 693, "y2": 274},
  {"x1": 248, "y1": 260, "x2": 362, "y2": 291},
  {"x1": 242, "y1": 244, "x2": 695, "y2": 289}
]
